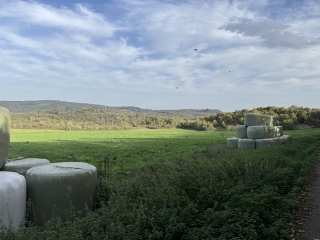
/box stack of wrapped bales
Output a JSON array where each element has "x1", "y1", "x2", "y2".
[
  {"x1": 0, "y1": 107, "x2": 26, "y2": 229},
  {"x1": 227, "y1": 113, "x2": 291, "y2": 149},
  {"x1": 0, "y1": 106, "x2": 97, "y2": 228}
]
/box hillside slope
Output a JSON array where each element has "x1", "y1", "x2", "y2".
[
  {"x1": 0, "y1": 100, "x2": 221, "y2": 117},
  {"x1": 0, "y1": 100, "x2": 103, "y2": 113}
]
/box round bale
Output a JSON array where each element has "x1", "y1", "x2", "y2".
[
  {"x1": 236, "y1": 125, "x2": 247, "y2": 138},
  {"x1": 0, "y1": 172, "x2": 26, "y2": 229},
  {"x1": 282, "y1": 135, "x2": 291, "y2": 143},
  {"x1": 256, "y1": 138, "x2": 274, "y2": 149},
  {"x1": 3, "y1": 158, "x2": 50, "y2": 176},
  {"x1": 227, "y1": 137, "x2": 239, "y2": 148},
  {"x1": 238, "y1": 139, "x2": 255, "y2": 150},
  {"x1": 264, "y1": 126, "x2": 281, "y2": 138},
  {"x1": 0, "y1": 107, "x2": 10, "y2": 169},
  {"x1": 278, "y1": 126, "x2": 283, "y2": 137},
  {"x1": 244, "y1": 113, "x2": 273, "y2": 126},
  {"x1": 273, "y1": 137, "x2": 282, "y2": 145},
  {"x1": 25, "y1": 162, "x2": 97, "y2": 226},
  {"x1": 247, "y1": 126, "x2": 266, "y2": 139}
]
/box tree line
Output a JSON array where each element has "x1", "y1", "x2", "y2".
[
  {"x1": 9, "y1": 106, "x2": 320, "y2": 131},
  {"x1": 205, "y1": 105, "x2": 320, "y2": 130},
  {"x1": 10, "y1": 108, "x2": 198, "y2": 130}
]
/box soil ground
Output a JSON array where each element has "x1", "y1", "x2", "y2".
[{"x1": 294, "y1": 154, "x2": 320, "y2": 240}]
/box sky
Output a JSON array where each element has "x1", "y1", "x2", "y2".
[{"x1": 0, "y1": 0, "x2": 320, "y2": 112}]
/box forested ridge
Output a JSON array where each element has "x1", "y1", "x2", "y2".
[
  {"x1": 9, "y1": 105, "x2": 320, "y2": 131},
  {"x1": 10, "y1": 107, "x2": 218, "y2": 130},
  {"x1": 0, "y1": 100, "x2": 220, "y2": 116},
  {"x1": 0, "y1": 100, "x2": 103, "y2": 113}
]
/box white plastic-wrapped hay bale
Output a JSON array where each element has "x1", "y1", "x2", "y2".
[
  {"x1": 227, "y1": 137, "x2": 239, "y2": 148},
  {"x1": 278, "y1": 126, "x2": 283, "y2": 136},
  {"x1": 0, "y1": 172, "x2": 26, "y2": 229},
  {"x1": 276, "y1": 135, "x2": 283, "y2": 143},
  {"x1": 264, "y1": 126, "x2": 282, "y2": 138},
  {"x1": 247, "y1": 126, "x2": 266, "y2": 139},
  {"x1": 244, "y1": 113, "x2": 273, "y2": 126},
  {"x1": 255, "y1": 138, "x2": 274, "y2": 149},
  {"x1": 0, "y1": 107, "x2": 10, "y2": 169},
  {"x1": 281, "y1": 135, "x2": 291, "y2": 143},
  {"x1": 3, "y1": 158, "x2": 50, "y2": 176},
  {"x1": 25, "y1": 162, "x2": 97, "y2": 226},
  {"x1": 236, "y1": 125, "x2": 247, "y2": 138},
  {"x1": 273, "y1": 137, "x2": 283, "y2": 145},
  {"x1": 273, "y1": 116, "x2": 277, "y2": 126},
  {"x1": 238, "y1": 139, "x2": 255, "y2": 150}
]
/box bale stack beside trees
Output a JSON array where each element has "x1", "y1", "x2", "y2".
[{"x1": 227, "y1": 113, "x2": 290, "y2": 149}]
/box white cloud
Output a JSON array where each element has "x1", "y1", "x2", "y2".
[
  {"x1": 219, "y1": 17, "x2": 320, "y2": 49},
  {"x1": 0, "y1": 0, "x2": 116, "y2": 37},
  {"x1": 0, "y1": 0, "x2": 320, "y2": 111}
]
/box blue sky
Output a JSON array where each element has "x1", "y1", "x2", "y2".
[{"x1": 0, "y1": 0, "x2": 319, "y2": 112}]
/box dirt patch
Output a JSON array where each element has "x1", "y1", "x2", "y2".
[{"x1": 293, "y1": 154, "x2": 320, "y2": 239}]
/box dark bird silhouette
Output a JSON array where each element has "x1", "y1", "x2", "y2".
[
  {"x1": 176, "y1": 87, "x2": 178, "y2": 89},
  {"x1": 229, "y1": 70, "x2": 231, "y2": 72},
  {"x1": 193, "y1": 48, "x2": 197, "y2": 51}
]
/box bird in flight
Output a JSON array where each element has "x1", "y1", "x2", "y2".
[
  {"x1": 176, "y1": 87, "x2": 178, "y2": 89},
  {"x1": 193, "y1": 48, "x2": 197, "y2": 51}
]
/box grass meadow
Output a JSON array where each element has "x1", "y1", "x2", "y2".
[
  {"x1": 9, "y1": 128, "x2": 234, "y2": 171},
  {"x1": 2, "y1": 128, "x2": 320, "y2": 239}
]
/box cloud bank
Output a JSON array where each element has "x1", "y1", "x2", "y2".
[
  {"x1": 220, "y1": 17, "x2": 320, "y2": 49},
  {"x1": 0, "y1": 0, "x2": 319, "y2": 111}
]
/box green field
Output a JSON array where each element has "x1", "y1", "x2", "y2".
[
  {"x1": 9, "y1": 128, "x2": 234, "y2": 171},
  {"x1": 3, "y1": 128, "x2": 320, "y2": 239}
]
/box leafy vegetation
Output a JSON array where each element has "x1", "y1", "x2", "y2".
[
  {"x1": 7, "y1": 104, "x2": 320, "y2": 131},
  {"x1": 2, "y1": 128, "x2": 320, "y2": 239},
  {"x1": 10, "y1": 107, "x2": 218, "y2": 130},
  {"x1": 206, "y1": 105, "x2": 320, "y2": 130}
]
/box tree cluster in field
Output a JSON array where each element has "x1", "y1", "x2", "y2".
[
  {"x1": 205, "y1": 105, "x2": 320, "y2": 130},
  {"x1": 9, "y1": 105, "x2": 320, "y2": 131}
]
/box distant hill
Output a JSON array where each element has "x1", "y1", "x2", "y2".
[
  {"x1": 0, "y1": 100, "x2": 103, "y2": 113},
  {"x1": 0, "y1": 100, "x2": 221, "y2": 117}
]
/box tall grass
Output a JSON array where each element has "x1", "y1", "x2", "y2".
[{"x1": 2, "y1": 129, "x2": 320, "y2": 239}]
